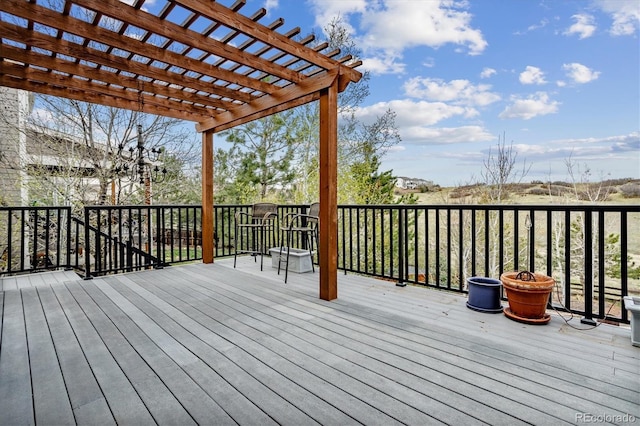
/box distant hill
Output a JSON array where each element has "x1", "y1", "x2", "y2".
[{"x1": 408, "y1": 178, "x2": 640, "y2": 204}]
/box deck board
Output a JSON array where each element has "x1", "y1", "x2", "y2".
[
  {"x1": 0, "y1": 258, "x2": 638, "y2": 425},
  {"x1": 99, "y1": 276, "x2": 349, "y2": 426},
  {"x1": 169, "y1": 267, "x2": 517, "y2": 425},
  {"x1": 36, "y1": 286, "x2": 115, "y2": 425},
  {"x1": 1, "y1": 276, "x2": 17, "y2": 291},
  {"x1": 0, "y1": 290, "x2": 34, "y2": 425},
  {"x1": 117, "y1": 273, "x2": 425, "y2": 425},
  {"x1": 22, "y1": 287, "x2": 76, "y2": 425},
  {"x1": 78, "y1": 278, "x2": 257, "y2": 426},
  {"x1": 65, "y1": 281, "x2": 200, "y2": 426},
  {"x1": 178, "y1": 265, "x2": 581, "y2": 425},
  {"x1": 51, "y1": 282, "x2": 156, "y2": 425},
  {"x1": 124, "y1": 273, "x2": 401, "y2": 426},
  {"x1": 0, "y1": 291, "x2": 3, "y2": 353}
]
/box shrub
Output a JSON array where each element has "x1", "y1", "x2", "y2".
[
  {"x1": 619, "y1": 182, "x2": 640, "y2": 198},
  {"x1": 527, "y1": 187, "x2": 548, "y2": 196},
  {"x1": 603, "y1": 177, "x2": 636, "y2": 187},
  {"x1": 526, "y1": 185, "x2": 571, "y2": 197}
]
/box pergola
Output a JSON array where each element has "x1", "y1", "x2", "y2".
[{"x1": 0, "y1": 0, "x2": 362, "y2": 300}]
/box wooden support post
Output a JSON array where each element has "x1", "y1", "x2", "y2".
[
  {"x1": 318, "y1": 78, "x2": 339, "y2": 301},
  {"x1": 202, "y1": 130, "x2": 214, "y2": 264}
]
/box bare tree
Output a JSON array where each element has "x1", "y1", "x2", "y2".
[
  {"x1": 448, "y1": 133, "x2": 531, "y2": 281},
  {"x1": 1, "y1": 93, "x2": 199, "y2": 209},
  {"x1": 479, "y1": 132, "x2": 531, "y2": 203},
  {"x1": 564, "y1": 152, "x2": 613, "y2": 202},
  {"x1": 546, "y1": 154, "x2": 616, "y2": 308}
]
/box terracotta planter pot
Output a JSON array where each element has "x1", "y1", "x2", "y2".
[{"x1": 500, "y1": 271, "x2": 555, "y2": 324}]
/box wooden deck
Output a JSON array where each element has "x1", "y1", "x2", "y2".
[{"x1": 1, "y1": 256, "x2": 638, "y2": 425}]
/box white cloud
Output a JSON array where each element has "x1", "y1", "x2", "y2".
[
  {"x1": 360, "y1": 55, "x2": 405, "y2": 75},
  {"x1": 308, "y1": 0, "x2": 367, "y2": 35},
  {"x1": 30, "y1": 107, "x2": 57, "y2": 126},
  {"x1": 403, "y1": 77, "x2": 500, "y2": 107},
  {"x1": 309, "y1": 0, "x2": 487, "y2": 75},
  {"x1": 422, "y1": 58, "x2": 436, "y2": 68},
  {"x1": 519, "y1": 66, "x2": 547, "y2": 85},
  {"x1": 499, "y1": 92, "x2": 560, "y2": 120},
  {"x1": 514, "y1": 18, "x2": 551, "y2": 35},
  {"x1": 551, "y1": 131, "x2": 640, "y2": 150},
  {"x1": 594, "y1": 0, "x2": 640, "y2": 36},
  {"x1": 480, "y1": 67, "x2": 496, "y2": 79},
  {"x1": 355, "y1": 99, "x2": 468, "y2": 127},
  {"x1": 358, "y1": 1, "x2": 487, "y2": 54},
  {"x1": 527, "y1": 19, "x2": 550, "y2": 32},
  {"x1": 354, "y1": 99, "x2": 494, "y2": 145},
  {"x1": 119, "y1": 0, "x2": 157, "y2": 10},
  {"x1": 401, "y1": 126, "x2": 495, "y2": 145},
  {"x1": 263, "y1": 0, "x2": 279, "y2": 14},
  {"x1": 562, "y1": 63, "x2": 601, "y2": 83},
  {"x1": 564, "y1": 14, "x2": 597, "y2": 39}
]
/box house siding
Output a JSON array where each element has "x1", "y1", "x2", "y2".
[{"x1": 0, "y1": 87, "x2": 32, "y2": 206}]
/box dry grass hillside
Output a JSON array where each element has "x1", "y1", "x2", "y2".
[
  {"x1": 403, "y1": 179, "x2": 640, "y2": 300},
  {"x1": 408, "y1": 179, "x2": 640, "y2": 206}
]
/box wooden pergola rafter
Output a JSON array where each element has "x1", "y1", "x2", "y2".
[{"x1": 0, "y1": 0, "x2": 362, "y2": 300}]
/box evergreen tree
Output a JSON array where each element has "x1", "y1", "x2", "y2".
[
  {"x1": 215, "y1": 18, "x2": 407, "y2": 206},
  {"x1": 221, "y1": 110, "x2": 298, "y2": 202}
]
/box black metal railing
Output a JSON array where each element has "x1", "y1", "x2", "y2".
[
  {"x1": 81, "y1": 205, "x2": 203, "y2": 278},
  {"x1": 337, "y1": 204, "x2": 640, "y2": 324},
  {"x1": 2, "y1": 203, "x2": 638, "y2": 324},
  {"x1": 0, "y1": 206, "x2": 72, "y2": 275},
  {"x1": 213, "y1": 204, "x2": 308, "y2": 257}
]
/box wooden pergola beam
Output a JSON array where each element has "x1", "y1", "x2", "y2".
[
  {"x1": 202, "y1": 131, "x2": 214, "y2": 264},
  {"x1": 177, "y1": 0, "x2": 362, "y2": 84},
  {"x1": 1, "y1": 0, "x2": 277, "y2": 96},
  {"x1": 72, "y1": 0, "x2": 304, "y2": 86},
  {"x1": 0, "y1": 75, "x2": 206, "y2": 122},
  {"x1": 0, "y1": 21, "x2": 254, "y2": 104},
  {"x1": 0, "y1": 62, "x2": 216, "y2": 119},
  {"x1": 1, "y1": 45, "x2": 231, "y2": 111},
  {"x1": 196, "y1": 68, "x2": 339, "y2": 132},
  {"x1": 318, "y1": 78, "x2": 339, "y2": 301},
  {"x1": 0, "y1": 0, "x2": 362, "y2": 302}
]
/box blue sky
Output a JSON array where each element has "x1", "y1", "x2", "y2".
[{"x1": 245, "y1": 0, "x2": 639, "y2": 187}]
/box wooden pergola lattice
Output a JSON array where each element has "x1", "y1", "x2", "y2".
[{"x1": 0, "y1": 0, "x2": 362, "y2": 300}]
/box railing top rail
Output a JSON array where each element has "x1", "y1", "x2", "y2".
[
  {"x1": 0, "y1": 206, "x2": 72, "y2": 212},
  {"x1": 82, "y1": 204, "x2": 202, "y2": 210},
  {"x1": 338, "y1": 204, "x2": 640, "y2": 212},
  {"x1": 17, "y1": 203, "x2": 632, "y2": 213},
  {"x1": 81, "y1": 203, "x2": 312, "y2": 208}
]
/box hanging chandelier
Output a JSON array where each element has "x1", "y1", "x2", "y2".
[
  {"x1": 114, "y1": 124, "x2": 167, "y2": 184},
  {"x1": 114, "y1": 81, "x2": 167, "y2": 185}
]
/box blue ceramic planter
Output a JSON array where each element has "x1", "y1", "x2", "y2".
[{"x1": 466, "y1": 277, "x2": 503, "y2": 313}]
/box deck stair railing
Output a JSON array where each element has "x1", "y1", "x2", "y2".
[{"x1": 1, "y1": 203, "x2": 639, "y2": 324}]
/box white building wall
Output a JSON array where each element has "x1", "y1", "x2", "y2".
[{"x1": 0, "y1": 87, "x2": 32, "y2": 206}]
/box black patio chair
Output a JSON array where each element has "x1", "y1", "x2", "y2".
[
  {"x1": 277, "y1": 202, "x2": 319, "y2": 283},
  {"x1": 233, "y1": 203, "x2": 278, "y2": 271}
]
